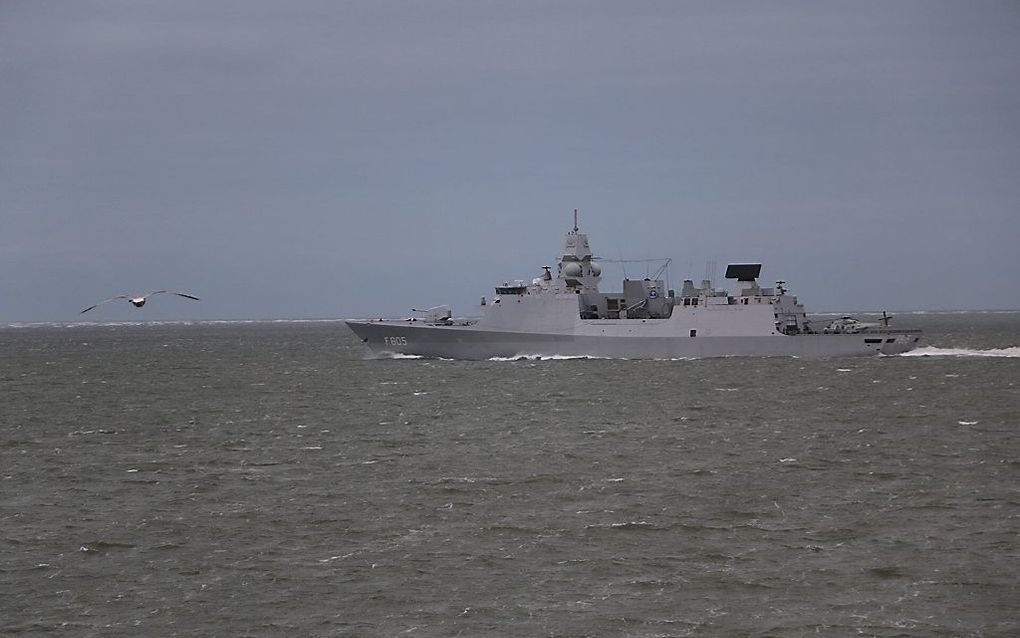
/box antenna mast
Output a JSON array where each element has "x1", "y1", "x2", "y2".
[{"x1": 573, "y1": 208, "x2": 579, "y2": 232}]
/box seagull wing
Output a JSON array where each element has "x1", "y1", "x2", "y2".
[
  {"x1": 144, "y1": 290, "x2": 200, "y2": 301},
  {"x1": 80, "y1": 295, "x2": 130, "y2": 313}
]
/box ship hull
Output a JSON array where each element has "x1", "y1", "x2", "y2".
[{"x1": 346, "y1": 320, "x2": 922, "y2": 360}]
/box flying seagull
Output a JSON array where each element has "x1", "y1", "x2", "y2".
[{"x1": 80, "y1": 290, "x2": 200, "y2": 314}]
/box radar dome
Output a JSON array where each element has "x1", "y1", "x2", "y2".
[
  {"x1": 590, "y1": 263, "x2": 602, "y2": 276},
  {"x1": 562, "y1": 262, "x2": 583, "y2": 277}
]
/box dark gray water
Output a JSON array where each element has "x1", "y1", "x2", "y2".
[{"x1": 2, "y1": 313, "x2": 1018, "y2": 636}]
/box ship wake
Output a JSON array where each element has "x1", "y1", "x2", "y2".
[{"x1": 898, "y1": 345, "x2": 1020, "y2": 358}]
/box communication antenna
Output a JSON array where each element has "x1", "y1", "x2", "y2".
[
  {"x1": 602, "y1": 257, "x2": 672, "y2": 283},
  {"x1": 651, "y1": 258, "x2": 672, "y2": 282},
  {"x1": 573, "y1": 208, "x2": 579, "y2": 232},
  {"x1": 703, "y1": 260, "x2": 717, "y2": 287}
]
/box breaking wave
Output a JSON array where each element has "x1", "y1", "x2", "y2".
[{"x1": 899, "y1": 346, "x2": 1020, "y2": 358}]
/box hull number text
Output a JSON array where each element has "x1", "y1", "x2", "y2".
[{"x1": 384, "y1": 336, "x2": 408, "y2": 346}]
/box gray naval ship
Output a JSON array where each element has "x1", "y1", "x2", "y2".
[{"x1": 347, "y1": 215, "x2": 922, "y2": 359}]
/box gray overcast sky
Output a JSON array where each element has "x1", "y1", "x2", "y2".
[{"x1": 3, "y1": 1, "x2": 1019, "y2": 322}]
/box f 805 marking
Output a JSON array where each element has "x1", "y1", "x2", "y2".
[{"x1": 384, "y1": 336, "x2": 408, "y2": 346}]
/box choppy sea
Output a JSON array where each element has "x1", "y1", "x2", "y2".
[{"x1": 2, "y1": 312, "x2": 1018, "y2": 637}]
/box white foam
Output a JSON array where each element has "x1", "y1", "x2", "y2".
[
  {"x1": 899, "y1": 346, "x2": 1020, "y2": 358},
  {"x1": 487, "y1": 354, "x2": 604, "y2": 361}
]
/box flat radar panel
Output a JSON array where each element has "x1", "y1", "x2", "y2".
[{"x1": 724, "y1": 263, "x2": 762, "y2": 280}]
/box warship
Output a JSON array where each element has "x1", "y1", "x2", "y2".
[{"x1": 346, "y1": 213, "x2": 922, "y2": 359}]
